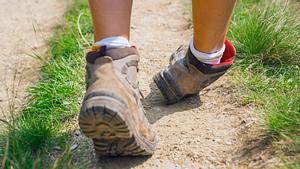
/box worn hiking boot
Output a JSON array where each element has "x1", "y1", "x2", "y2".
[
  {"x1": 79, "y1": 47, "x2": 156, "y2": 156},
  {"x1": 154, "y1": 39, "x2": 236, "y2": 104}
]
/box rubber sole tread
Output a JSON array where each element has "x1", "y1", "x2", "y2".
[{"x1": 79, "y1": 98, "x2": 154, "y2": 156}]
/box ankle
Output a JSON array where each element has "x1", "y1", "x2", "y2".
[
  {"x1": 189, "y1": 38, "x2": 225, "y2": 65},
  {"x1": 93, "y1": 36, "x2": 131, "y2": 50}
]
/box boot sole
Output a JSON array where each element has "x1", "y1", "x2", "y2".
[
  {"x1": 153, "y1": 70, "x2": 184, "y2": 104},
  {"x1": 79, "y1": 95, "x2": 155, "y2": 156}
]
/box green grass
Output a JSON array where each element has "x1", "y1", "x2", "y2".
[
  {"x1": 0, "y1": 0, "x2": 92, "y2": 168},
  {"x1": 1, "y1": 0, "x2": 299, "y2": 168},
  {"x1": 228, "y1": 0, "x2": 300, "y2": 167}
]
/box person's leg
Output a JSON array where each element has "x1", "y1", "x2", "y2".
[
  {"x1": 88, "y1": 0, "x2": 132, "y2": 41},
  {"x1": 88, "y1": 0, "x2": 133, "y2": 50},
  {"x1": 192, "y1": 0, "x2": 236, "y2": 53},
  {"x1": 79, "y1": 0, "x2": 156, "y2": 157}
]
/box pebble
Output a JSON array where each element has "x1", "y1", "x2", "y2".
[
  {"x1": 74, "y1": 130, "x2": 81, "y2": 136},
  {"x1": 53, "y1": 146, "x2": 62, "y2": 151},
  {"x1": 225, "y1": 140, "x2": 232, "y2": 145},
  {"x1": 130, "y1": 25, "x2": 136, "y2": 29},
  {"x1": 71, "y1": 143, "x2": 79, "y2": 151}
]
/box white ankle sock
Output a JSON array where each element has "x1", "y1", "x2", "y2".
[
  {"x1": 189, "y1": 38, "x2": 225, "y2": 64},
  {"x1": 94, "y1": 36, "x2": 131, "y2": 49}
]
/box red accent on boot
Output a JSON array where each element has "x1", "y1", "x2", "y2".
[
  {"x1": 131, "y1": 45, "x2": 137, "y2": 49},
  {"x1": 214, "y1": 39, "x2": 236, "y2": 66}
]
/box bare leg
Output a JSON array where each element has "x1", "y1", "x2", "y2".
[
  {"x1": 88, "y1": 0, "x2": 132, "y2": 42},
  {"x1": 192, "y1": 0, "x2": 237, "y2": 53}
]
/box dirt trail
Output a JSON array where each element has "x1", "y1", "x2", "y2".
[
  {"x1": 0, "y1": 0, "x2": 66, "y2": 128},
  {"x1": 0, "y1": 0, "x2": 279, "y2": 168},
  {"x1": 70, "y1": 0, "x2": 279, "y2": 168}
]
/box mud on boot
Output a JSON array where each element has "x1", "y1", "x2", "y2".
[
  {"x1": 79, "y1": 47, "x2": 157, "y2": 156},
  {"x1": 154, "y1": 39, "x2": 236, "y2": 104}
]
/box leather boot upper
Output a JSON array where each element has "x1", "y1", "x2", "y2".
[
  {"x1": 84, "y1": 47, "x2": 155, "y2": 142},
  {"x1": 163, "y1": 39, "x2": 236, "y2": 97}
]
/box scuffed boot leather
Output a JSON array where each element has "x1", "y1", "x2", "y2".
[
  {"x1": 154, "y1": 39, "x2": 236, "y2": 104},
  {"x1": 79, "y1": 47, "x2": 156, "y2": 156}
]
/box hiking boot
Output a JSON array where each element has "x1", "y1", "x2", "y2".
[
  {"x1": 154, "y1": 39, "x2": 236, "y2": 104},
  {"x1": 79, "y1": 47, "x2": 156, "y2": 156}
]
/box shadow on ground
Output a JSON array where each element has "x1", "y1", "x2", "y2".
[
  {"x1": 142, "y1": 82, "x2": 203, "y2": 123},
  {"x1": 90, "y1": 82, "x2": 202, "y2": 169},
  {"x1": 59, "y1": 82, "x2": 203, "y2": 169},
  {"x1": 230, "y1": 128, "x2": 276, "y2": 168},
  {"x1": 96, "y1": 156, "x2": 150, "y2": 169},
  {"x1": 93, "y1": 82, "x2": 202, "y2": 168}
]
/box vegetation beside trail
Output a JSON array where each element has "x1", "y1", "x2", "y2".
[
  {"x1": 228, "y1": 0, "x2": 300, "y2": 167},
  {"x1": 0, "y1": 0, "x2": 92, "y2": 168},
  {"x1": 0, "y1": 0, "x2": 299, "y2": 168},
  {"x1": 185, "y1": 0, "x2": 300, "y2": 167}
]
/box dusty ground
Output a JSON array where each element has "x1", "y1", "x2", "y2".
[
  {"x1": 68, "y1": 0, "x2": 280, "y2": 168},
  {"x1": 0, "y1": 0, "x2": 280, "y2": 168},
  {"x1": 0, "y1": 0, "x2": 66, "y2": 128}
]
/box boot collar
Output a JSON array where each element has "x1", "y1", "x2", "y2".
[{"x1": 86, "y1": 46, "x2": 139, "y2": 64}]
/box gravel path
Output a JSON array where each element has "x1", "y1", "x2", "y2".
[
  {"x1": 0, "y1": 0, "x2": 277, "y2": 168},
  {"x1": 0, "y1": 0, "x2": 66, "y2": 128},
  {"x1": 70, "y1": 0, "x2": 278, "y2": 168}
]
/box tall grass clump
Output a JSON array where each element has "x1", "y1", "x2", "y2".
[
  {"x1": 228, "y1": 0, "x2": 300, "y2": 166},
  {"x1": 0, "y1": 0, "x2": 92, "y2": 168},
  {"x1": 229, "y1": 1, "x2": 299, "y2": 66}
]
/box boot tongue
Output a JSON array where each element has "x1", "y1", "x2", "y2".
[{"x1": 86, "y1": 46, "x2": 139, "y2": 64}]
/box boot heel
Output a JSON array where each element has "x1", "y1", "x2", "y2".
[
  {"x1": 79, "y1": 96, "x2": 155, "y2": 156},
  {"x1": 79, "y1": 97, "x2": 131, "y2": 140}
]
